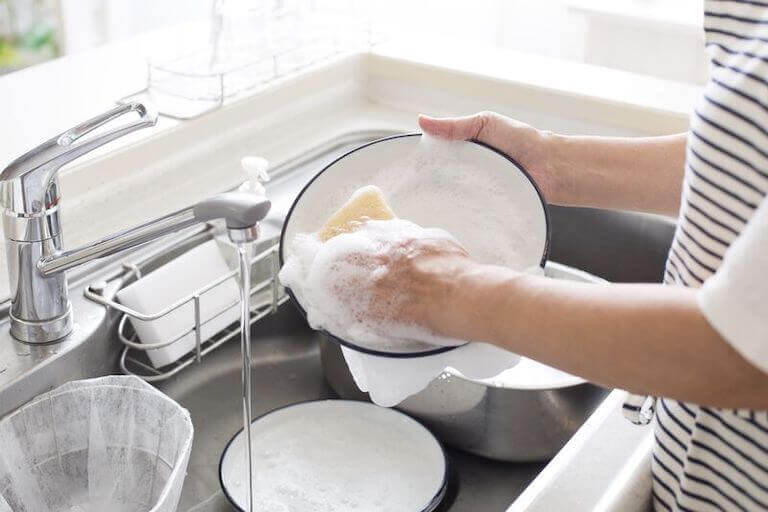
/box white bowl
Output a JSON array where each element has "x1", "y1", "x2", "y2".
[
  {"x1": 280, "y1": 133, "x2": 550, "y2": 357},
  {"x1": 219, "y1": 400, "x2": 448, "y2": 511}
]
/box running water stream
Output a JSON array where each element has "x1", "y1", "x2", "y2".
[{"x1": 236, "y1": 244, "x2": 254, "y2": 512}]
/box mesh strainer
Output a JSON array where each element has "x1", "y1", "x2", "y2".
[{"x1": 0, "y1": 375, "x2": 193, "y2": 512}]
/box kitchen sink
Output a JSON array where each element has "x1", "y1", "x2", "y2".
[
  {"x1": 0, "y1": 131, "x2": 675, "y2": 512},
  {"x1": 157, "y1": 304, "x2": 547, "y2": 512}
]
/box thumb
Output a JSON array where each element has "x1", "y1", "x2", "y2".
[{"x1": 418, "y1": 113, "x2": 493, "y2": 142}]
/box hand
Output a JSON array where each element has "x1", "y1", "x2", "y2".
[
  {"x1": 368, "y1": 236, "x2": 471, "y2": 333},
  {"x1": 367, "y1": 234, "x2": 529, "y2": 344},
  {"x1": 317, "y1": 231, "x2": 473, "y2": 336},
  {"x1": 419, "y1": 112, "x2": 571, "y2": 205}
]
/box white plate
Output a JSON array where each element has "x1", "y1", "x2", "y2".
[
  {"x1": 280, "y1": 133, "x2": 550, "y2": 357},
  {"x1": 219, "y1": 400, "x2": 448, "y2": 512}
]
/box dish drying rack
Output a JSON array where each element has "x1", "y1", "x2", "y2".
[
  {"x1": 122, "y1": 11, "x2": 381, "y2": 119},
  {"x1": 84, "y1": 224, "x2": 288, "y2": 382}
]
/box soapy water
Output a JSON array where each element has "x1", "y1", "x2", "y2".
[
  {"x1": 283, "y1": 135, "x2": 547, "y2": 275},
  {"x1": 279, "y1": 218, "x2": 467, "y2": 353},
  {"x1": 279, "y1": 134, "x2": 548, "y2": 354},
  {"x1": 280, "y1": 216, "x2": 522, "y2": 407},
  {"x1": 221, "y1": 402, "x2": 445, "y2": 512},
  {"x1": 278, "y1": 134, "x2": 548, "y2": 405},
  {"x1": 369, "y1": 135, "x2": 545, "y2": 270}
]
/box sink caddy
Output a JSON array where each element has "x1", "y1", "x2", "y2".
[{"x1": 83, "y1": 224, "x2": 287, "y2": 382}]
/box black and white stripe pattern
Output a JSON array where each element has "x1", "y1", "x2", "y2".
[{"x1": 625, "y1": 1, "x2": 768, "y2": 510}]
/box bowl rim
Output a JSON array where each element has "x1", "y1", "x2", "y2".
[
  {"x1": 218, "y1": 398, "x2": 449, "y2": 512},
  {"x1": 279, "y1": 132, "x2": 551, "y2": 358}
]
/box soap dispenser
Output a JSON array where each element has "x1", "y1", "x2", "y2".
[
  {"x1": 240, "y1": 156, "x2": 270, "y2": 196},
  {"x1": 227, "y1": 156, "x2": 270, "y2": 246}
]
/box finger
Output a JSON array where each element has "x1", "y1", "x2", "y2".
[
  {"x1": 418, "y1": 237, "x2": 470, "y2": 255},
  {"x1": 418, "y1": 114, "x2": 481, "y2": 141}
]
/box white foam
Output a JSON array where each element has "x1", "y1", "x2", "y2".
[
  {"x1": 279, "y1": 218, "x2": 467, "y2": 353},
  {"x1": 370, "y1": 135, "x2": 545, "y2": 270},
  {"x1": 278, "y1": 134, "x2": 550, "y2": 406},
  {"x1": 220, "y1": 401, "x2": 446, "y2": 511},
  {"x1": 282, "y1": 135, "x2": 548, "y2": 274},
  {"x1": 279, "y1": 217, "x2": 521, "y2": 407}
]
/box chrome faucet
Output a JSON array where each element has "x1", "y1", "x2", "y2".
[{"x1": 0, "y1": 103, "x2": 270, "y2": 344}]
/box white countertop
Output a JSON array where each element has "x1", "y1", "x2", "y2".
[
  {"x1": 511, "y1": 390, "x2": 653, "y2": 512},
  {"x1": 0, "y1": 33, "x2": 690, "y2": 510},
  {"x1": 0, "y1": 33, "x2": 699, "y2": 165},
  {"x1": 567, "y1": 0, "x2": 703, "y2": 32}
]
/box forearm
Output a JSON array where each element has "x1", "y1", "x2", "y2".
[
  {"x1": 434, "y1": 263, "x2": 768, "y2": 409},
  {"x1": 547, "y1": 133, "x2": 687, "y2": 216},
  {"x1": 419, "y1": 114, "x2": 687, "y2": 215}
]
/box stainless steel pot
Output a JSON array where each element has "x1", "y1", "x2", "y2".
[{"x1": 319, "y1": 262, "x2": 610, "y2": 462}]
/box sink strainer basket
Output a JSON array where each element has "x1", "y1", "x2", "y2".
[{"x1": 0, "y1": 376, "x2": 193, "y2": 512}]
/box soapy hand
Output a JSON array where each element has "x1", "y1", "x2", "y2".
[
  {"x1": 316, "y1": 223, "x2": 473, "y2": 338},
  {"x1": 419, "y1": 112, "x2": 567, "y2": 204},
  {"x1": 365, "y1": 235, "x2": 471, "y2": 331},
  {"x1": 279, "y1": 218, "x2": 474, "y2": 350}
]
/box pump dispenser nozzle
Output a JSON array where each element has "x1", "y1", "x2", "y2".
[{"x1": 240, "y1": 156, "x2": 270, "y2": 196}]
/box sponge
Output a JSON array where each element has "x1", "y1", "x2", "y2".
[{"x1": 318, "y1": 185, "x2": 396, "y2": 241}]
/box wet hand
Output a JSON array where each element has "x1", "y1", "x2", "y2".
[
  {"x1": 368, "y1": 236, "x2": 471, "y2": 330},
  {"x1": 418, "y1": 112, "x2": 568, "y2": 204}
]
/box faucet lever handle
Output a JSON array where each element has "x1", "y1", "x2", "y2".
[
  {"x1": 57, "y1": 102, "x2": 157, "y2": 155},
  {"x1": 0, "y1": 102, "x2": 158, "y2": 214}
]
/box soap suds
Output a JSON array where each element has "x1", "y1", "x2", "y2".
[
  {"x1": 369, "y1": 136, "x2": 545, "y2": 270},
  {"x1": 278, "y1": 135, "x2": 551, "y2": 405},
  {"x1": 280, "y1": 216, "x2": 522, "y2": 407},
  {"x1": 282, "y1": 135, "x2": 547, "y2": 273},
  {"x1": 221, "y1": 401, "x2": 446, "y2": 512},
  {"x1": 279, "y1": 218, "x2": 466, "y2": 353}
]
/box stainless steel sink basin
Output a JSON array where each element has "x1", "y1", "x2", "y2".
[
  {"x1": 0, "y1": 131, "x2": 676, "y2": 512},
  {"x1": 155, "y1": 135, "x2": 675, "y2": 511},
  {"x1": 157, "y1": 305, "x2": 546, "y2": 511}
]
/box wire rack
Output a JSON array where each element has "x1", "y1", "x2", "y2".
[{"x1": 84, "y1": 225, "x2": 288, "y2": 382}]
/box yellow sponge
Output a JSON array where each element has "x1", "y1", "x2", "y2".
[{"x1": 318, "y1": 185, "x2": 396, "y2": 241}]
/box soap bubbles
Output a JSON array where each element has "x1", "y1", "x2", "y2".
[{"x1": 279, "y1": 218, "x2": 467, "y2": 353}]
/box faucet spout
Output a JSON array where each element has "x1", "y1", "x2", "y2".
[
  {"x1": 39, "y1": 208, "x2": 197, "y2": 276},
  {"x1": 39, "y1": 192, "x2": 271, "y2": 276}
]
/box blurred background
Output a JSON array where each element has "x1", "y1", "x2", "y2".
[{"x1": 1, "y1": 0, "x2": 705, "y2": 84}]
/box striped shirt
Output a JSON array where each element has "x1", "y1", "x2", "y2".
[{"x1": 627, "y1": 1, "x2": 768, "y2": 510}]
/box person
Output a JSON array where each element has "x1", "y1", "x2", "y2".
[{"x1": 332, "y1": 3, "x2": 768, "y2": 511}]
